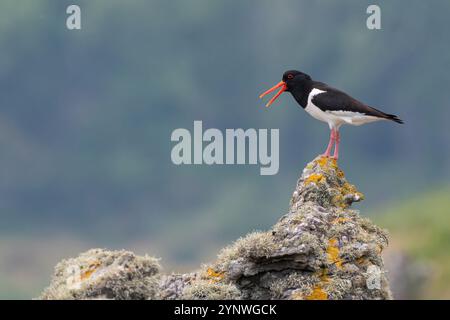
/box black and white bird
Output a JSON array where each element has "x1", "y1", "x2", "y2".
[{"x1": 259, "y1": 70, "x2": 403, "y2": 160}]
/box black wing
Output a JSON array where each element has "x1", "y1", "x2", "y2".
[{"x1": 311, "y1": 83, "x2": 403, "y2": 124}]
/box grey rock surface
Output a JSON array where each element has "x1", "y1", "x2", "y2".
[
  {"x1": 39, "y1": 248, "x2": 161, "y2": 300},
  {"x1": 39, "y1": 156, "x2": 392, "y2": 300}
]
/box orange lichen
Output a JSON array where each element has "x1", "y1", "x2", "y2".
[
  {"x1": 329, "y1": 158, "x2": 338, "y2": 169},
  {"x1": 336, "y1": 168, "x2": 345, "y2": 178},
  {"x1": 332, "y1": 181, "x2": 364, "y2": 209},
  {"x1": 316, "y1": 156, "x2": 330, "y2": 168},
  {"x1": 80, "y1": 261, "x2": 101, "y2": 280},
  {"x1": 302, "y1": 269, "x2": 330, "y2": 300},
  {"x1": 326, "y1": 238, "x2": 343, "y2": 269},
  {"x1": 206, "y1": 267, "x2": 225, "y2": 282},
  {"x1": 332, "y1": 217, "x2": 350, "y2": 224},
  {"x1": 340, "y1": 182, "x2": 362, "y2": 198},
  {"x1": 314, "y1": 157, "x2": 339, "y2": 179},
  {"x1": 305, "y1": 173, "x2": 324, "y2": 185},
  {"x1": 305, "y1": 286, "x2": 328, "y2": 300},
  {"x1": 332, "y1": 195, "x2": 346, "y2": 209}
]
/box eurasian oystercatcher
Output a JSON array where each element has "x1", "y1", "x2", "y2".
[{"x1": 259, "y1": 70, "x2": 403, "y2": 160}]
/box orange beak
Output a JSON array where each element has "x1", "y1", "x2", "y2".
[{"x1": 259, "y1": 81, "x2": 287, "y2": 107}]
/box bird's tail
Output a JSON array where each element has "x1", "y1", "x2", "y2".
[
  {"x1": 368, "y1": 105, "x2": 404, "y2": 124},
  {"x1": 384, "y1": 113, "x2": 404, "y2": 124}
]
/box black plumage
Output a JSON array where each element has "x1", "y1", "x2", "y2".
[
  {"x1": 284, "y1": 71, "x2": 403, "y2": 124},
  {"x1": 310, "y1": 84, "x2": 404, "y2": 124},
  {"x1": 259, "y1": 69, "x2": 403, "y2": 160}
]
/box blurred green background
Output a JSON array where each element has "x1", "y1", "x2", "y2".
[{"x1": 0, "y1": 0, "x2": 449, "y2": 299}]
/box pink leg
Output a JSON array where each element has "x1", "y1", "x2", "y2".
[
  {"x1": 332, "y1": 130, "x2": 340, "y2": 160},
  {"x1": 322, "y1": 129, "x2": 335, "y2": 158}
]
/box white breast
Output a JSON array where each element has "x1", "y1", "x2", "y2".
[{"x1": 305, "y1": 89, "x2": 344, "y2": 129}]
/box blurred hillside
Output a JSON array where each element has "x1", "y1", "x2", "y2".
[
  {"x1": 375, "y1": 187, "x2": 450, "y2": 299},
  {"x1": 0, "y1": 0, "x2": 449, "y2": 298}
]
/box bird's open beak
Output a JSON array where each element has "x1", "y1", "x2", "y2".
[{"x1": 259, "y1": 81, "x2": 287, "y2": 107}]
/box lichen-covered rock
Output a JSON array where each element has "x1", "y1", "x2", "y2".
[
  {"x1": 39, "y1": 248, "x2": 161, "y2": 300},
  {"x1": 206, "y1": 156, "x2": 391, "y2": 299},
  {"x1": 39, "y1": 156, "x2": 392, "y2": 300},
  {"x1": 157, "y1": 273, "x2": 198, "y2": 300},
  {"x1": 181, "y1": 280, "x2": 241, "y2": 300},
  {"x1": 291, "y1": 156, "x2": 364, "y2": 210}
]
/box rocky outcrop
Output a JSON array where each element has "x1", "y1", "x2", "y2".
[
  {"x1": 39, "y1": 249, "x2": 161, "y2": 300},
  {"x1": 39, "y1": 156, "x2": 392, "y2": 300}
]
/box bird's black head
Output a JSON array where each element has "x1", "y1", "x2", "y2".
[
  {"x1": 282, "y1": 70, "x2": 312, "y2": 90},
  {"x1": 260, "y1": 70, "x2": 312, "y2": 107}
]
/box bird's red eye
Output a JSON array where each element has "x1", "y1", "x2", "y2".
[{"x1": 287, "y1": 74, "x2": 294, "y2": 80}]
